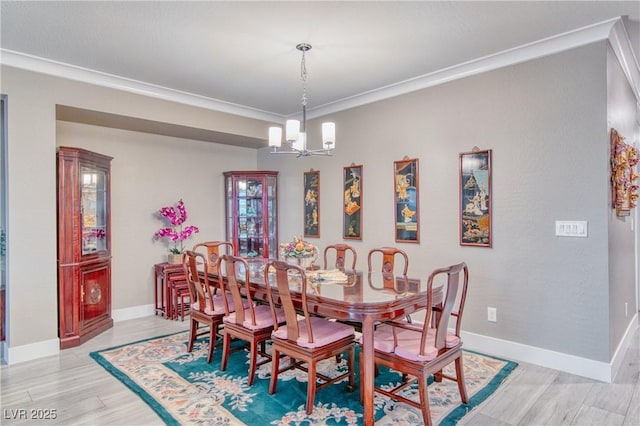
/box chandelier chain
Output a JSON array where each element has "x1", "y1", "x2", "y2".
[{"x1": 300, "y1": 48, "x2": 308, "y2": 107}]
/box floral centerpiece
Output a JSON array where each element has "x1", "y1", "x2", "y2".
[
  {"x1": 279, "y1": 236, "x2": 317, "y2": 269},
  {"x1": 154, "y1": 199, "x2": 199, "y2": 263}
]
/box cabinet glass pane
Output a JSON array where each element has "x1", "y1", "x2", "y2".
[{"x1": 81, "y1": 166, "x2": 107, "y2": 255}]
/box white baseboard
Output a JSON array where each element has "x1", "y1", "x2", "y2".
[
  {"x1": 461, "y1": 312, "x2": 638, "y2": 383},
  {"x1": 3, "y1": 304, "x2": 155, "y2": 365},
  {"x1": 4, "y1": 307, "x2": 637, "y2": 378},
  {"x1": 611, "y1": 313, "x2": 639, "y2": 382},
  {"x1": 6, "y1": 337, "x2": 59, "y2": 365},
  {"x1": 112, "y1": 304, "x2": 155, "y2": 322}
]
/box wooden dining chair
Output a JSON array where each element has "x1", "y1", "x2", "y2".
[
  {"x1": 323, "y1": 243, "x2": 357, "y2": 271},
  {"x1": 183, "y1": 249, "x2": 236, "y2": 363},
  {"x1": 265, "y1": 260, "x2": 356, "y2": 414},
  {"x1": 370, "y1": 262, "x2": 469, "y2": 426},
  {"x1": 218, "y1": 254, "x2": 285, "y2": 385},
  {"x1": 164, "y1": 261, "x2": 188, "y2": 320},
  {"x1": 192, "y1": 241, "x2": 234, "y2": 275},
  {"x1": 367, "y1": 246, "x2": 410, "y2": 292}
]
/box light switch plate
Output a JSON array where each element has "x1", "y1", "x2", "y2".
[{"x1": 555, "y1": 221, "x2": 588, "y2": 237}]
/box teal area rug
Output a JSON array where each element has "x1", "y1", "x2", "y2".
[{"x1": 90, "y1": 331, "x2": 517, "y2": 425}]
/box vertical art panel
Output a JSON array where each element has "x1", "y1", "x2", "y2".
[
  {"x1": 303, "y1": 169, "x2": 320, "y2": 238},
  {"x1": 343, "y1": 164, "x2": 362, "y2": 239},
  {"x1": 394, "y1": 158, "x2": 419, "y2": 243},
  {"x1": 460, "y1": 149, "x2": 492, "y2": 247}
]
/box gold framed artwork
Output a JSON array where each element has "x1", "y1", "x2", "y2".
[
  {"x1": 610, "y1": 128, "x2": 639, "y2": 217},
  {"x1": 393, "y1": 157, "x2": 419, "y2": 243},
  {"x1": 343, "y1": 164, "x2": 362, "y2": 240},
  {"x1": 303, "y1": 169, "x2": 320, "y2": 238},
  {"x1": 459, "y1": 148, "x2": 492, "y2": 247}
]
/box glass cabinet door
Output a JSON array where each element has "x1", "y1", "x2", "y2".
[
  {"x1": 224, "y1": 171, "x2": 278, "y2": 259},
  {"x1": 81, "y1": 166, "x2": 108, "y2": 255}
]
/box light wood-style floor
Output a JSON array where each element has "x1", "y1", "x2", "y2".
[{"x1": 1, "y1": 316, "x2": 638, "y2": 425}]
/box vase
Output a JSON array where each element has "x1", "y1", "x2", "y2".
[
  {"x1": 284, "y1": 255, "x2": 315, "y2": 270},
  {"x1": 167, "y1": 253, "x2": 183, "y2": 265}
]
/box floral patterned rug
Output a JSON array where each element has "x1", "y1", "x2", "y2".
[{"x1": 90, "y1": 331, "x2": 517, "y2": 425}]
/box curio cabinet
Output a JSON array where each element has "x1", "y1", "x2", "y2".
[
  {"x1": 224, "y1": 171, "x2": 278, "y2": 259},
  {"x1": 57, "y1": 147, "x2": 113, "y2": 348}
]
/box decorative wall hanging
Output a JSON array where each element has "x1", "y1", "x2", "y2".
[
  {"x1": 459, "y1": 148, "x2": 492, "y2": 247},
  {"x1": 303, "y1": 169, "x2": 320, "y2": 237},
  {"x1": 610, "y1": 128, "x2": 639, "y2": 217},
  {"x1": 394, "y1": 157, "x2": 419, "y2": 243},
  {"x1": 343, "y1": 164, "x2": 362, "y2": 240}
]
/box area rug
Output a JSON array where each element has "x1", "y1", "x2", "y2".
[{"x1": 90, "y1": 331, "x2": 517, "y2": 425}]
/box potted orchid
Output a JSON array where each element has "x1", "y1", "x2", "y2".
[{"x1": 154, "y1": 199, "x2": 199, "y2": 264}]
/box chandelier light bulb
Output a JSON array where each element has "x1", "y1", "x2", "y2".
[
  {"x1": 285, "y1": 119, "x2": 300, "y2": 142},
  {"x1": 322, "y1": 122, "x2": 335, "y2": 148},
  {"x1": 268, "y1": 127, "x2": 282, "y2": 147}
]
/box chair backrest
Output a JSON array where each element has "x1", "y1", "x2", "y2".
[
  {"x1": 367, "y1": 247, "x2": 409, "y2": 291},
  {"x1": 323, "y1": 243, "x2": 357, "y2": 271},
  {"x1": 183, "y1": 250, "x2": 217, "y2": 312},
  {"x1": 218, "y1": 254, "x2": 259, "y2": 325},
  {"x1": 192, "y1": 241, "x2": 234, "y2": 274},
  {"x1": 420, "y1": 262, "x2": 469, "y2": 354},
  {"x1": 264, "y1": 260, "x2": 314, "y2": 344}
]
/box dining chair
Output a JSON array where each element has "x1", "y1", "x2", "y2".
[
  {"x1": 163, "y1": 260, "x2": 190, "y2": 321},
  {"x1": 370, "y1": 261, "x2": 469, "y2": 426},
  {"x1": 323, "y1": 243, "x2": 357, "y2": 271},
  {"x1": 265, "y1": 260, "x2": 356, "y2": 414},
  {"x1": 367, "y1": 246, "x2": 409, "y2": 292},
  {"x1": 218, "y1": 254, "x2": 285, "y2": 386},
  {"x1": 183, "y1": 249, "x2": 236, "y2": 363},
  {"x1": 192, "y1": 241, "x2": 234, "y2": 275}
]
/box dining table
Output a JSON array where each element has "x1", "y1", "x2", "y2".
[{"x1": 205, "y1": 258, "x2": 438, "y2": 426}]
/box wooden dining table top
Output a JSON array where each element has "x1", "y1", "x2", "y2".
[{"x1": 204, "y1": 258, "x2": 441, "y2": 326}]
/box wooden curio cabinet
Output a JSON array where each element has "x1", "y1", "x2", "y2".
[
  {"x1": 57, "y1": 147, "x2": 113, "y2": 349},
  {"x1": 224, "y1": 171, "x2": 278, "y2": 259}
]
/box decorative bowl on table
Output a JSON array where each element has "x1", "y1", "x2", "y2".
[{"x1": 279, "y1": 236, "x2": 318, "y2": 270}]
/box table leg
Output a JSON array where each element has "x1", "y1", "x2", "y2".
[
  {"x1": 361, "y1": 316, "x2": 375, "y2": 426},
  {"x1": 164, "y1": 271, "x2": 173, "y2": 320}
]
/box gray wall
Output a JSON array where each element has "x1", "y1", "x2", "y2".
[
  {"x1": 1, "y1": 39, "x2": 636, "y2": 370},
  {"x1": 260, "y1": 41, "x2": 635, "y2": 363},
  {"x1": 1, "y1": 66, "x2": 261, "y2": 349},
  {"x1": 606, "y1": 45, "x2": 640, "y2": 358}
]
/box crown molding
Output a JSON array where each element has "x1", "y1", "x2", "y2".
[
  {"x1": 0, "y1": 49, "x2": 283, "y2": 123},
  {"x1": 1, "y1": 17, "x2": 634, "y2": 122},
  {"x1": 608, "y1": 18, "x2": 640, "y2": 101},
  {"x1": 308, "y1": 17, "x2": 626, "y2": 119}
]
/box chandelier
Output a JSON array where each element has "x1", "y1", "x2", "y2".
[{"x1": 268, "y1": 43, "x2": 335, "y2": 157}]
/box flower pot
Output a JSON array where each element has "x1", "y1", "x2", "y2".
[
  {"x1": 284, "y1": 255, "x2": 315, "y2": 270},
  {"x1": 167, "y1": 253, "x2": 183, "y2": 265}
]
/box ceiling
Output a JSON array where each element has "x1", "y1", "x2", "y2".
[{"x1": 1, "y1": 1, "x2": 639, "y2": 136}]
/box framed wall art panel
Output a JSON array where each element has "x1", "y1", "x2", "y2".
[
  {"x1": 393, "y1": 157, "x2": 419, "y2": 243},
  {"x1": 610, "y1": 128, "x2": 639, "y2": 217},
  {"x1": 459, "y1": 148, "x2": 492, "y2": 247},
  {"x1": 303, "y1": 169, "x2": 320, "y2": 238},
  {"x1": 343, "y1": 164, "x2": 362, "y2": 240}
]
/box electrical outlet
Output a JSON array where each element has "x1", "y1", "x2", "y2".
[{"x1": 487, "y1": 307, "x2": 497, "y2": 322}]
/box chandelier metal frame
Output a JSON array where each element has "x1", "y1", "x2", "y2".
[{"x1": 268, "y1": 43, "x2": 335, "y2": 157}]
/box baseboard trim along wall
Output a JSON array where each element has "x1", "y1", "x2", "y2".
[
  {"x1": 5, "y1": 307, "x2": 638, "y2": 378},
  {"x1": 462, "y1": 312, "x2": 638, "y2": 383}
]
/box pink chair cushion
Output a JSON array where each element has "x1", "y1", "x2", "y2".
[
  {"x1": 272, "y1": 316, "x2": 354, "y2": 348},
  {"x1": 191, "y1": 293, "x2": 249, "y2": 316},
  {"x1": 369, "y1": 324, "x2": 460, "y2": 361},
  {"x1": 223, "y1": 305, "x2": 286, "y2": 330}
]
